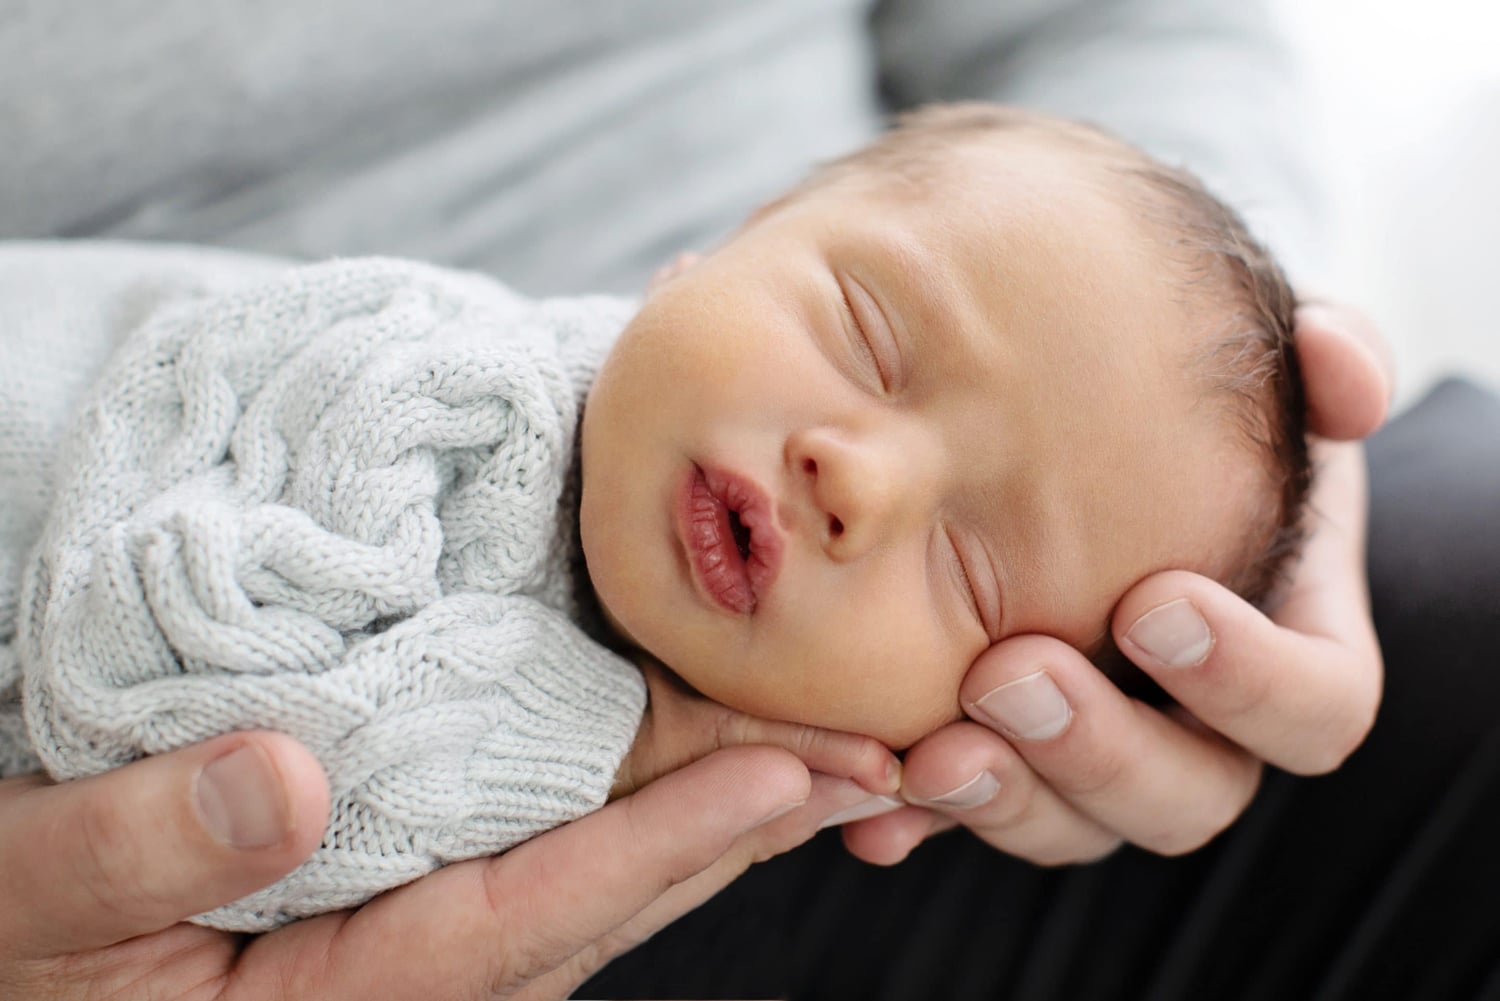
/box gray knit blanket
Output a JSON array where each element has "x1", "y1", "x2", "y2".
[{"x1": 0, "y1": 247, "x2": 646, "y2": 930}]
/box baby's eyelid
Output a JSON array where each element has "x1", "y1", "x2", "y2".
[
  {"x1": 943, "y1": 524, "x2": 984, "y2": 628},
  {"x1": 841, "y1": 276, "x2": 899, "y2": 393}
]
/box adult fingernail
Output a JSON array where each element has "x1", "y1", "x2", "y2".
[
  {"x1": 1125, "y1": 598, "x2": 1214, "y2": 667},
  {"x1": 818, "y1": 795, "x2": 904, "y2": 829},
  {"x1": 196, "y1": 744, "x2": 289, "y2": 849},
  {"x1": 971, "y1": 670, "x2": 1072, "y2": 740},
  {"x1": 914, "y1": 770, "x2": 1000, "y2": 810}
]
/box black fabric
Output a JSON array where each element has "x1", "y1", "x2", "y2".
[{"x1": 584, "y1": 377, "x2": 1500, "y2": 1001}]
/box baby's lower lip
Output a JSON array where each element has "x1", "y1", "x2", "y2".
[{"x1": 674, "y1": 465, "x2": 780, "y2": 615}]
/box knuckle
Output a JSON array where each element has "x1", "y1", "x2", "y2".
[
  {"x1": 1296, "y1": 743, "x2": 1347, "y2": 777},
  {"x1": 804, "y1": 727, "x2": 849, "y2": 764},
  {"x1": 71, "y1": 793, "x2": 157, "y2": 921},
  {"x1": 1292, "y1": 727, "x2": 1360, "y2": 776},
  {"x1": 561, "y1": 940, "x2": 612, "y2": 991},
  {"x1": 1289, "y1": 686, "x2": 1380, "y2": 776},
  {"x1": 1207, "y1": 655, "x2": 1277, "y2": 723},
  {"x1": 1143, "y1": 820, "x2": 1222, "y2": 857},
  {"x1": 1050, "y1": 745, "x2": 1131, "y2": 800},
  {"x1": 1071, "y1": 835, "x2": 1125, "y2": 865},
  {"x1": 1143, "y1": 764, "x2": 1262, "y2": 856},
  {"x1": 1, "y1": 957, "x2": 63, "y2": 1000},
  {"x1": 1147, "y1": 834, "x2": 1205, "y2": 858},
  {"x1": 1020, "y1": 833, "x2": 1123, "y2": 868},
  {"x1": 841, "y1": 738, "x2": 889, "y2": 785},
  {"x1": 711, "y1": 708, "x2": 752, "y2": 752}
]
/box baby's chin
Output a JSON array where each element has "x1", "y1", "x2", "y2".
[
  {"x1": 577, "y1": 556, "x2": 643, "y2": 653},
  {"x1": 877, "y1": 704, "x2": 965, "y2": 752}
]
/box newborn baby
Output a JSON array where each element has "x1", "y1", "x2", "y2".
[
  {"x1": 0, "y1": 104, "x2": 1308, "y2": 929},
  {"x1": 584, "y1": 104, "x2": 1309, "y2": 747}
]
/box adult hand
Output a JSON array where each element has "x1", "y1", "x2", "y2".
[
  {"x1": 0, "y1": 731, "x2": 882, "y2": 1000},
  {"x1": 843, "y1": 302, "x2": 1393, "y2": 865}
]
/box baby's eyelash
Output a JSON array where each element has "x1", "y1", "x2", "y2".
[
  {"x1": 840, "y1": 289, "x2": 887, "y2": 391},
  {"x1": 944, "y1": 525, "x2": 983, "y2": 626},
  {"x1": 839, "y1": 275, "x2": 898, "y2": 394}
]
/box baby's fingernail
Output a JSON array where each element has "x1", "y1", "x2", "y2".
[
  {"x1": 818, "y1": 795, "x2": 904, "y2": 829},
  {"x1": 1125, "y1": 598, "x2": 1214, "y2": 667},
  {"x1": 970, "y1": 670, "x2": 1072, "y2": 741},
  {"x1": 884, "y1": 757, "x2": 903, "y2": 791},
  {"x1": 196, "y1": 744, "x2": 289, "y2": 850},
  {"x1": 914, "y1": 770, "x2": 1000, "y2": 810}
]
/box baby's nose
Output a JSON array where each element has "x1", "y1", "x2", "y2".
[{"x1": 785, "y1": 426, "x2": 915, "y2": 560}]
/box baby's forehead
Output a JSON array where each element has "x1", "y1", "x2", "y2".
[
  {"x1": 837, "y1": 117, "x2": 1151, "y2": 215},
  {"x1": 815, "y1": 132, "x2": 1175, "y2": 283}
]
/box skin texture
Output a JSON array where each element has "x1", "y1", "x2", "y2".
[
  {"x1": 583, "y1": 138, "x2": 1267, "y2": 750},
  {"x1": 0, "y1": 304, "x2": 1390, "y2": 1000}
]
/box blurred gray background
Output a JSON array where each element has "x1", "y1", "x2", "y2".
[{"x1": 1277, "y1": 0, "x2": 1500, "y2": 411}]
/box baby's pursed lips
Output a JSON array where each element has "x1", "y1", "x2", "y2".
[
  {"x1": 682, "y1": 463, "x2": 784, "y2": 614},
  {"x1": 706, "y1": 468, "x2": 783, "y2": 584}
]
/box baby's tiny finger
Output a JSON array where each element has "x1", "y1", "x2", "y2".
[{"x1": 730, "y1": 714, "x2": 902, "y2": 795}]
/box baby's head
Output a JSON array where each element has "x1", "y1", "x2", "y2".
[{"x1": 580, "y1": 103, "x2": 1309, "y2": 749}]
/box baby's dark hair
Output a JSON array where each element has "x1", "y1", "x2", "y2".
[{"x1": 800, "y1": 103, "x2": 1313, "y2": 691}]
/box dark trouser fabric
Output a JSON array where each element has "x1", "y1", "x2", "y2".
[{"x1": 584, "y1": 378, "x2": 1500, "y2": 1001}]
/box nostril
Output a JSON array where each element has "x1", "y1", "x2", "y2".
[
  {"x1": 803, "y1": 458, "x2": 817, "y2": 476},
  {"x1": 828, "y1": 516, "x2": 844, "y2": 539}
]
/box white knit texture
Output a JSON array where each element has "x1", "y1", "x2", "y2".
[{"x1": 11, "y1": 256, "x2": 646, "y2": 930}]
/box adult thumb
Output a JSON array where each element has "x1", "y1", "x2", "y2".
[{"x1": 1, "y1": 731, "x2": 328, "y2": 959}]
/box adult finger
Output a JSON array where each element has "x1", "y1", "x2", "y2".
[
  {"x1": 842, "y1": 720, "x2": 1121, "y2": 867},
  {"x1": 958, "y1": 635, "x2": 1264, "y2": 856},
  {"x1": 0, "y1": 731, "x2": 328, "y2": 960},
  {"x1": 1114, "y1": 443, "x2": 1382, "y2": 774},
  {"x1": 1294, "y1": 301, "x2": 1393, "y2": 440},
  {"x1": 530, "y1": 772, "x2": 900, "y2": 998},
  {"x1": 1114, "y1": 581, "x2": 1380, "y2": 776},
  {"x1": 838, "y1": 804, "x2": 951, "y2": 867},
  {"x1": 270, "y1": 745, "x2": 818, "y2": 1001}
]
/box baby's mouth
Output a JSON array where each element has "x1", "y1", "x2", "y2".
[
  {"x1": 728, "y1": 509, "x2": 752, "y2": 560},
  {"x1": 677, "y1": 465, "x2": 782, "y2": 615}
]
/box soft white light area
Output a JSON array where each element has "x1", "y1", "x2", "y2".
[{"x1": 1275, "y1": 0, "x2": 1500, "y2": 409}]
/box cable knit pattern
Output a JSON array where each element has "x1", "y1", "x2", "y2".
[{"x1": 7, "y1": 254, "x2": 646, "y2": 931}]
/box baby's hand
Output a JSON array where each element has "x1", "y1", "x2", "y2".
[{"x1": 613, "y1": 655, "x2": 901, "y2": 801}]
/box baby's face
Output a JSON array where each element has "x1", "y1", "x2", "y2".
[{"x1": 580, "y1": 139, "x2": 1263, "y2": 748}]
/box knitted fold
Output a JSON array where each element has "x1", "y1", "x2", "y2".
[{"x1": 14, "y1": 258, "x2": 646, "y2": 930}]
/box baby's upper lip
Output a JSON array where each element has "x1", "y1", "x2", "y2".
[{"x1": 700, "y1": 465, "x2": 784, "y2": 609}]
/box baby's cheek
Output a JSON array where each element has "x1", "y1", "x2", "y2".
[
  {"x1": 810, "y1": 656, "x2": 968, "y2": 750},
  {"x1": 877, "y1": 699, "x2": 967, "y2": 752},
  {"x1": 813, "y1": 619, "x2": 977, "y2": 748}
]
